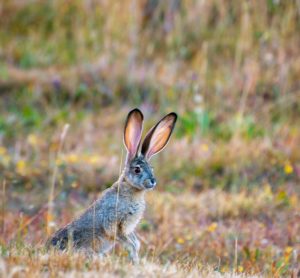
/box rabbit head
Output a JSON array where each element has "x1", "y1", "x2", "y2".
[{"x1": 123, "y1": 108, "x2": 177, "y2": 191}]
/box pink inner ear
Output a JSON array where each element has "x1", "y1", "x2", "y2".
[
  {"x1": 124, "y1": 110, "x2": 143, "y2": 161},
  {"x1": 146, "y1": 118, "x2": 172, "y2": 158},
  {"x1": 143, "y1": 113, "x2": 177, "y2": 160},
  {"x1": 128, "y1": 117, "x2": 142, "y2": 154}
]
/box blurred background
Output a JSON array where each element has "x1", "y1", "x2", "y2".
[{"x1": 0, "y1": 0, "x2": 299, "y2": 276}]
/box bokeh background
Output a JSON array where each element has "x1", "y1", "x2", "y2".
[{"x1": 0, "y1": 1, "x2": 299, "y2": 276}]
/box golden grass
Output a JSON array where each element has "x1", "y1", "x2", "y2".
[
  {"x1": 0, "y1": 2, "x2": 300, "y2": 276},
  {"x1": 1, "y1": 189, "x2": 299, "y2": 277},
  {"x1": 0, "y1": 252, "x2": 263, "y2": 278}
]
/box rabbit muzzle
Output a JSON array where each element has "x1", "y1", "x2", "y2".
[{"x1": 144, "y1": 178, "x2": 157, "y2": 189}]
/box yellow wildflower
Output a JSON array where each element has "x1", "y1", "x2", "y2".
[
  {"x1": 176, "y1": 237, "x2": 185, "y2": 244},
  {"x1": 17, "y1": 160, "x2": 27, "y2": 175},
  {"x1": 284, "y1": 162, "x2": 293, "y2": 174},
  {"x1": 0, "y1": 146, "x2": 7, "y2": 155},
  {"x1": 284, "y1": 246, "x2": 293, "y2": 263},
  {"x1": 88, "y1": 155, "x2": 101, "y2": 165},
  {"x1": 207, "y1": 222, "x2": 218, "y2": 233},
  {"x1": 285, "y1": 246, "x2": 293, "y2": 255},
  {"x1": 201, "y1": 144, "x2": 209, "y2": 152},
  {"x1": 27, "y1": 134, "x2": 39, "y2": 146},
  {"x1": 238, "y1": 266, "x2": 244, "y2": 272},
  {"x1": 1, "y1": 154, "x2": 11, "y2": 167},
  {"x1": 71, "y1": 182, "x2": 79, "y2": 188},
  {"x1": 221, "y1": 266, "x2": 229, "y2": 273},
  {"x1": 185, "y1": 234, "x2": 193, "y2": 241},
  {"x1": 67, "y1": 154, "x2": 79, "y2": 163}
]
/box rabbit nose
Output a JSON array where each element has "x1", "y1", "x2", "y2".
[
  {"x1": 149, "y1": 178, "x2": 157, "y2": 187},
  {"x1": 145, "y1": 178, "x2": 157, "y2": 189},
  {"x1": 145, "y1": 178, "x2": 156, "y2": 189}
]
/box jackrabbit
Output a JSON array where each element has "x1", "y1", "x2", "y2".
[{"x1": 46, "y1": 108, "x2": 177, "y2": 263}]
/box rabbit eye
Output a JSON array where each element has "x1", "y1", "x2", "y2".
[{"x1": 134, "y1": 166, "x2": 141, "y2": 174}]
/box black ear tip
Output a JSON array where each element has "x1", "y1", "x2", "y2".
[
  {"x1": 128, "y1": 108, "x2": 144, "y2": 119},
  {"x1": 167, "y1": 112, "x2": 178, "y2": 122},
  {"x1": 131, "y1": 108, "x2": 142, "y2": 113}
]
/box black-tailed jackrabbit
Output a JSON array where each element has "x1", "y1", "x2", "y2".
[{"x1": 46, "y1": 108, "x2": 177, "y2": 263}]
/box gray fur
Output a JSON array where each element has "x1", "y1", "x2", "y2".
[{"x1": 46, "y1": 109, "x2": 177, "y2": 263}]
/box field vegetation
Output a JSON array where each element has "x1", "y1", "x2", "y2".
[{"x1": 0, "y1": 1, "x2": 300, "y2": 277}]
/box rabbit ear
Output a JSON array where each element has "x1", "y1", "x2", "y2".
[
  {"x1": 124, "y1": 108, "x2": 144, "y2": 163},
  {"x1": 141, "y1": 112, "x2": 177, "y2": 160}
]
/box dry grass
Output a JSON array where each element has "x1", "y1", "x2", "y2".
[
  {"x1": 1, "y1": 189, "x2": 299, "y2": 277},
  {"x1": 0, "y1": 1, "x2": 300, "y2": 277},
  {"x1": 1, "y1": 107, "x2": 299, "y2": 277},
  {"x1": 0, "y1": 252, "x2": 263, "y2": 278}
]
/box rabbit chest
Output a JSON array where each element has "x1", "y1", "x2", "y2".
[{"x1": 120, "y1": 199, "x2": 145, "y2": 235}]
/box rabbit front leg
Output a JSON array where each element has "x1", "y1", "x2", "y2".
[
  {"x1": 128, "y1": 232, "x2": 140, "y2": 254},
  {"x1": 118, "y1": 233, "x2": 140, "y2": 264},
  {"x1": 98, "y1": 237, "x2": 115, "y2": 258}
]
